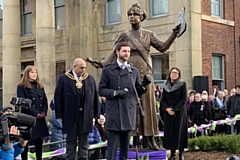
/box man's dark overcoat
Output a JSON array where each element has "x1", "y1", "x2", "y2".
[
  {"x1": 17, "y1": 84, "x2": 49, "y2": 140},
  {"x1": 54, "y1": 71, "x2": 100, "y2": 134},
  {"x1": 98, "y1": 61, "x2": 145, "y2": 131},
  {"x1": 161, "y1": 80, "x2": 188, "y2": 150}
]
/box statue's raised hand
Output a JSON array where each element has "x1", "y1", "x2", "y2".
[
  {"x1": 172, "y1": 24, "x2": 181, "y2": 36},
  {"x1": 86, "y1": 57, "x2": 103, "y2": 68}
]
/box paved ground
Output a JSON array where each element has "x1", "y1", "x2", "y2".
[{"x1": 183, "y1": 151, "x2": 240, "y2": 160}]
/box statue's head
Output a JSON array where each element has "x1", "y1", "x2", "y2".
[{"x1": 127, "y1": 3, "x2": 147, "y2": 22}]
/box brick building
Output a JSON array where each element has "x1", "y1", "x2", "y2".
[
  {"x1": 201, "y1": 0, "x2": 240, "y2": 94},
  {"x1": 0, "y1": 0, "x2": 239, "y2": 109}
]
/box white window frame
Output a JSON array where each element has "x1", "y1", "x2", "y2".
[
  {"x1": 21, "y1": 0, "x2": 32, "y2": 35},
  {"x1": 212, "y1": 54, "x2": 225, "y2": 90},
  {"x1": 211, "y1": 0, "x2": 223, "y2": 18},
  {"x1": 150, "y1": 0, "x2": 168, "y2": 18},
  {"x1": 106, "y1": 0, "x2": 121, "y2": 25},
  {"x1": 54, "y1": 0, "x2": 65, "y2": 29}
]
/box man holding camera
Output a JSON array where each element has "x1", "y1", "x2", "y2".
[
  {"x1": 98, "y1": 42, "x2": 151, "y2": 160},
  {"x1": 0, "y1": 107, "x2": 28, "y2": 160}
]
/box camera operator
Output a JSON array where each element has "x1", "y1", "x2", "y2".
[
  {"x1": 0, "y1": 126, "x2": 28, "y2": 160},
  {"x1": 0, "y1": 107, "x2": 28, "y2": 160}
]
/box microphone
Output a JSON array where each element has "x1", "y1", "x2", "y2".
[
  {"x1": 126, "y1": 64, "x2": 132, "y2": 73},
  {"x1": 16, "y1": 113, "x2": 36, "y2": 127}
]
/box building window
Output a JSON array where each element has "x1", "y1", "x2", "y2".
[
  {"x1": 151, "y1": 55, "x2": 169, "y2": 86},
  {"x1": 56, "y1": 62, "x2": 65, "y2": 83},
  {"x1": 212, "y1": 54, "x2": 224, "y2": 90},
  {"x1": 150, "y1": 0, "x2": 168, "y2": 18},
  {"x1": 106, "y1": 0, "x2": 121, "y2": 25},
  {"x1": 55, "y1": 0, "x2": 65, "y2": 29},
  {"x1": 21, "y1": 61, "x2": 34, "y2": 70},
  {"x1": 21, "y1": 0, "x2": 32, "y2": 35},
  {"x1": 21, "y1": 61, "x2": 34, "y2": 77},
  {"x1": 211, "y1": 0, "x2": 223, "y2": 18},
  {"x1": 0, "y1": 3, "x2": 3, "y2": 39}
]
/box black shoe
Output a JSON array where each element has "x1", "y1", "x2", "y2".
[
  {"x1": 179, "y1": 153, "x2": 184, "y2": 160},
  {"x1": 168, "y1": 153, "x2": 176, "y2": 160}
]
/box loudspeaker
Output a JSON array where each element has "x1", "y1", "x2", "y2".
[{"x1": 193, "y1": 76, "x2": 209, "y2": 93}]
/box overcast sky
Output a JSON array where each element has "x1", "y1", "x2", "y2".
[{"x1": 0, "y1": 0, "x2": 2, "y2": 9}]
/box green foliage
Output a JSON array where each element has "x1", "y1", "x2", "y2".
[{"x1": 189, "y1": 134, "x2": 240, "y2": 153}]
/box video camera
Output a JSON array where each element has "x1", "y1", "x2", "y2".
[
  {"x1": 10, "y1": 97, "x2": 32, "y2": 112},
  {"x1": 0, "y1": 97, "x2": 36, "y2": 147}
]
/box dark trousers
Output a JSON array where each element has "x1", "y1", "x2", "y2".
[
  {"x1": 66, "y1": 112, "x2": 88, "y2": 160},
  {"x1": 21, "y1": 138, "x2": 43, "y2": 160},
  {"x1": 107, "y1": 130, "x2": 131, "y2": 160},
  {"x1": 216, "y1": 124, "x2": 227, "y2": 134},
  {"x1": 236, "y1": 121, "x2": 240, "y2": 134},
  {"x1": 92, "y1": 147, "x2": 106, "y2": 159}
]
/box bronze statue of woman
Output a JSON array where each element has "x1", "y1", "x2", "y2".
[{"x1": 87, "y1": 3, "x2": 185, "y2": 150}]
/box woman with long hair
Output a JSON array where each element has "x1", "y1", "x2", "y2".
[
  {"x1": 17, "y1": 65, "x2": 49, "y2": 160},
  {"x1": 161, "y1": 67, "x2": 188, "y2": 160}
]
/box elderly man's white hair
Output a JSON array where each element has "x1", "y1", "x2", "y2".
[{"x1": 217, "y1": 91, "x2": 225, "y2": 96}]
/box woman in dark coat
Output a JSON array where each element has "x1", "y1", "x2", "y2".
[
  {"x1": 161, "y1": 67, "x2": 188, "y2": 160},
  {"x1": 17, "y1": 65, "x2": 50, "y2": 160}
]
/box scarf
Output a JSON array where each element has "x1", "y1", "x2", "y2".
[
  {"x1": 216, "y1": 97, "x2": 224, "y2": 109},
  {"x1": 163, "y1": 79, "x2": 184, "y2": 93}
]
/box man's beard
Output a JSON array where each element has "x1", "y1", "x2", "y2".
[{"x1": 119, "y1": 54, "x2": 129, "y2": 62}]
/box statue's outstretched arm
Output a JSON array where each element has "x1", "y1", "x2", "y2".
[
  {"x1": 151, "y1": 24, "x2": 183, "y2": 53},
  {"x1": 86, "y1": 33, "x2": 126, "y2": 68},
  {"x1": 86, "y1": 47, "x2": 116, "y2": 69}
]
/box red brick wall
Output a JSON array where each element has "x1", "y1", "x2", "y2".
[
  {"x1": 234, "y1": 0, "x2": 240, "y2": 86},
  {"x1": 202, "y1": 0, "x2": 211, "y2": 15},
  {"x1": 201, "y1": 0, "x2": 239, "y2": 93}
]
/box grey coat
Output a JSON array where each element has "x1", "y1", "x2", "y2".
[{"x1": 98, "y1": 61, "x2": 145, "y2": 131}]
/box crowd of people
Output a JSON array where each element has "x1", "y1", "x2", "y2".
[
  {"x1": 186, "y1": 85, "x2": 240, "y2": 136},
  {"x1": 9, "y1": 60, "x2": 239, "y2": 160}
]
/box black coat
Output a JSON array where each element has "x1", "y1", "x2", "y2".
[
  {"x1": 161, "y1": 80, "x2": 188, "y2": 150},
  {"x1": 54, "y1": 71, "x2": 100, "y2": 134},
  {"x1": 227, "y1": 94, "x2": 240, "y2": 117},
  {"x1": 98, "y1": 61, "x2": 145, "y2": 131},
  {"x1": 17, "y1": 84, "x2": 50, "y2": 140},
  {"x1": 189, "y1": 101, "x2": 209, "y2": 126}
]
